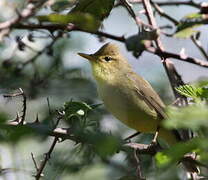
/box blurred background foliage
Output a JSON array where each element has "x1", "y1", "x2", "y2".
[{"x1": 0, "y1": 0, "x2": 208, "y2": 179}]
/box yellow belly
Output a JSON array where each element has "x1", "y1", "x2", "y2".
[
  {"x1": 95, "y1": 77, "x2": 178, "y2": 145},
  {"x1": 97, "y1": 81, "x2": 159, "y2": 133}
]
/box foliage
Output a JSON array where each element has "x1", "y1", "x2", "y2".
[
  {"x1": 37, "y1": 13, "x2": 101, "y2": 31},
  {"x1": 0, "y1": 0, "x2": 208, "y2": 180},
  {"x1": 175, "y1": 12, "x2": 208, "y2": 38}
]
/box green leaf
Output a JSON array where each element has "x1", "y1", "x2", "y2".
[
  {"x1": 51, "y1": 0, "x2": 76, "y2": 12},
  {"x1": 64, "y1": 101, "x2": 92, "y2": 117},
  {"x1": 174, "y1": 27, "x2": 198, "y2": 38},
  {"x1": 37, "y1": 13, "x2": 101, "y2": 31},
  {"x1": 70, "y1": 0, "x2": 115, "y2": 21},
  {"x1": 175, "y1": 13, "x2": 208, "y2": 38},
  {"x1": 156, "y1": 138, "x2": 208, "y2": 168},
  {"x1": 164, "y1": 104, "x2": 208, "y2": 130},
  {"x1": 63, "y1": 101, "x2": 99, "y2": 136},
  {"x1": 175, "y1": 85, "x2": 208, "y2": 99}
]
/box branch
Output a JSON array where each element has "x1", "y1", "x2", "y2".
[
  {"x1": 191, "y1": 36, "x2": 208, "y2": 61},
  {"x1": 14, "y1": 23, "x2": 126, "y2": 42},
  {"x1": 13, "y1": 23, "x2": 208, "y2": 69},
  {"x1": 0, "y1": 0, "x2": 47, "y2": 41},
  {"x1": 134, "y1": 150, "x2": 145, "y2": 180},
  {"x1": 35, "y1": 137, "x2": 58, "y2": 180},
  {"x1": 116, "y1": 0, "x2": 201, "y2": 8},
  {"x1": 151, "y1": 1, "x2": 179, "y2": 25},
  {"x1": 146, "y1": 46, "x2": 208, "y2": 68},
  {"x1": 142, "y1": 0, "x2": 186, "y2": 100}
]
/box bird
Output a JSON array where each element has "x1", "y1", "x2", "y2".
[{"x1": 78, "y1": 43, "x2": 181, "y2": 145}]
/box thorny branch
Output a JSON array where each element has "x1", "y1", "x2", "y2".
[
  {"x1": 0, "y1": 0, "x2": 48, "y2": 40},
  {"x1": 4, "y1": 92, "x2": 208, "y2": 180},
  {"x1": 32, "y1": 110, "x2": 64, "y2": 179},
  {"x1": 1, "y1": 1, "x2": 208, "y2": 179},
  {"x1": 34, "y1": 137, "x2": 58, "y2": 180},
  {"x1": 3, "y1": 90, "x2": 62, "y2": 179}
]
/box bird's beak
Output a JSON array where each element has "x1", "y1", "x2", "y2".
[{"x1": 78, "y1": 53, "x2": 94, "y2": 61}]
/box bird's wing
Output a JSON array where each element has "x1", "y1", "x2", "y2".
[
  {"x1": 127, "y1": 72, "x2": 167, "y2": 120},
  {"x1": 127, "y1": 72, "x2": 182, "y2": 142}
]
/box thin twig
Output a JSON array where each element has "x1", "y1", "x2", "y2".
[
  {"x1": 116, "y1": 0, "x2": 201, "y2": 9},
  {"x1": 124, "y1": 132, "x2": 141, "y2": 141},
  {"x1": 31, "y1": 153, "x2": 39, "y2": 172},
  {"x1": 120, "y1": 0, "x2": 137, "y2": 19},
  {"x1": 35, "y1": 137, "x2": 58, "y2": 180},
  {"x1": 134, "y1": 149, "x2": 145, "y2": 180},
  {"x1": 151, "y1": 1, "x2": 179, "y2": 25},
  {"x1": 142, "y1": 0, "x2": 185, "y2": 99},
  {"x1": 0, "y1": 0, "x2": 47, "y2": 40},
  {"x1": 191, "y1": 36, "x2": 208, "y2": 61},
  {"x1": 146, "y1": 46, "x2": 208, "y2": 68},
  {"x1": 14, "y1": 23, "x2": 126, "y2": 42},
  {"x1": 33, "y1": 108, "x2": 65, "y2": 179}
]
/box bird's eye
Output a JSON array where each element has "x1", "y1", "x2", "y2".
[{"x1": 104, "y1": 56, "x2": 112, "y2": 62}]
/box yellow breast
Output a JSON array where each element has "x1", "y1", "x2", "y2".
[{"x1": 96, "y1": 78, "x2": 159, "y2": 133}]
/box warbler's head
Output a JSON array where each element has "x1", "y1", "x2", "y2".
[{"x1": 78, "y1": 43, "x2": 132, "y2": 82}]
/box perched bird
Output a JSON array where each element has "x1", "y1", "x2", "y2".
[{"x1": 78, "y1": 43, "x2": 180, "y2": 145}]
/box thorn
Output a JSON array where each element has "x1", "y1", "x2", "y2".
[
  {"x1": 35, "y1": 114, "x2": 39, "y2": 123},
  {"x1": 58, "y1": 110, "x2": 65, "y2": 116},
  {"x1": 15, "y1": 112, "x2": 21, "y2": 123},
  {"x1": 18, "y1": 88, "x2": 23, "y2": 94}
]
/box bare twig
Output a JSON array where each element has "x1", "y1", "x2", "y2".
[
  {"x1": 134, "y1": 149, "x2": 145, "y2": 180},
  {"x1": 31, "y1": 153, "x2": 39, "y2": 172},
  {"x1": 142, "y1": 0, "x2": 185, "y2": 99},
  {"x1": 124, "y1": 143, "x2": 159, "y2": 155},
  {"x1": 32, "y1": 109, "x2": 65, "y2": 179},
  {"x1": 146, "y1": 46, "x2": 208, "y2": 68},
  {"x1": 124, "y1": 132, "x2": 141, "y2": 141},
  {"x1": 116, "y1": 0, "x2": 201, "y2": 9},
  {"x1": 191, "y1": 36, "x2": 208, "y2": 61},
  {"x1": 151, "y1": 1, "x2": 179, "y2": 25},
  {"x1": 14, "y1": 23, "x2": 126, "y2": 42},
  {"x1": 119, "y1": 0, "x2": 136, "y2": 19},
  {"x1": 0, "y1": 0, "x2": 47, "y2": 40},
  {"x1": 35, "y1": 137, "x2": 58, "y2": 180}
]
